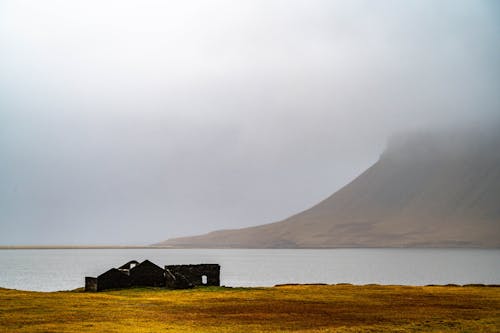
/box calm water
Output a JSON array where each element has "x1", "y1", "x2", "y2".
[{"x1": 0, "y1": 249, "x2": 499, "y2": 291}]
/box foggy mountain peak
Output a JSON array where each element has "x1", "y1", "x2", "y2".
[
  {"x1": 158, "y1": 125, "x2": 500, "y2": 248},
  {"x1": 0, "y1": 0, "x2": 499, "y2": 245}
]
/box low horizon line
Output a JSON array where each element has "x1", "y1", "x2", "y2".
[{"x1": 0, "y1": 245, "x2": 498, "y2": 250}]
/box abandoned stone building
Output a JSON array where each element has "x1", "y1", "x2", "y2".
[{"x1": 85, "y1": 260, "x2": 220, "y2": 292}]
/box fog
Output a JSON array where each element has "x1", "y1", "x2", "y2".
[{"x1": 0, "y1": 0, "x2": 499, "y2": 245}]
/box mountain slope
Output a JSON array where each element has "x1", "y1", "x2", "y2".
[{"x1": 156, "y1": 127, "x2": 500, "y2": 248}]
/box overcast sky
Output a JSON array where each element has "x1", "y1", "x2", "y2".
[{"x1": 0, "y1": 0, "x2": 499, "y2": 245}]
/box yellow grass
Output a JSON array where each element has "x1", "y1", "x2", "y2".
[{"x1": 0, "y1": 285, "x2": 499, "y2": 332}]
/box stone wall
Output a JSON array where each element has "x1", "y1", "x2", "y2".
[
  {"x1": 85, "y1": 277, "x2": 97, "y2": 292},
  {"x1": 165, "y1": 269, "x2": 193, "y2": 289},
  {"x1": 129, "y1": 260, "x2": 165, "y2": 287},
  {"x1": 96, "y1": 268, "x2": 131, "y2": 291},
  {"x1": 165, "y1": 264, "x2": 220, "y2": 286}
]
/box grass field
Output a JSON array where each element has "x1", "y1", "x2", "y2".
[{"x1": 0, "y1": 284, "x2": 499, "y2": 332}]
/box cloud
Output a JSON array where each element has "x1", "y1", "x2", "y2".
[{"x1": 0, "y1": 0, "x2": 498, "y2": 244}]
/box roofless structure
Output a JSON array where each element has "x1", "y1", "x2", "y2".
[{"x1": 85, "y1": 260, "x2": 220, "y2": 292}]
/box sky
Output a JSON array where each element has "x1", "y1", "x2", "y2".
[{"x1": 0, "y1": 0, "x2": 499, "y2": 245}]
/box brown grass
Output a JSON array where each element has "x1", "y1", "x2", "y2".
[{"x1": 0, "y1": 285, "x2": 499, "y2": 332}]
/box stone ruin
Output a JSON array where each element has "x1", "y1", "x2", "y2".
[{"x1": 85, "y1": 260, "x2": 220, "y2": 292}]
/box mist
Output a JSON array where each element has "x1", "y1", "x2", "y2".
[{"x1": 0, "y1": 0, "x2": 499, "y2": 245}]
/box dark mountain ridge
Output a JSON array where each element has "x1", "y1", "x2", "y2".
[{"x1": 156, "y1": 126, "x2": 500, "y2": 248}]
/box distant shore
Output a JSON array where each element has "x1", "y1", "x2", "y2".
[
  {"x1": 0, "y1": 245, "x2": 174, "y2": 250},
  {"x1": 2, "y1": 245, "x2": 500, "y2": 250}
]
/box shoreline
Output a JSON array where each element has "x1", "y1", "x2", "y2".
[
  {"x1": 1, "y1": 245, "x2": 499, "y2": 250},
  {"x1": 0, "y1": 246, "x2": 168, "y2": 250},
  {"x1": 1, "y1": 283, "x2": 499, "y2": 294}
]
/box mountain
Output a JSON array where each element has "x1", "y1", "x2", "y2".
[{"x1": 156, "y1": 126, "x2": 500, "y2": 248}]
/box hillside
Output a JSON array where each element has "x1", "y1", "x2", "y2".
[{"x1": 156, "y1": 126, "x2": 500, "y2": 248}]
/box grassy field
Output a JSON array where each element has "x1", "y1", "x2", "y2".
[{"x1": 0, "y1": 284, "x2": 499, "y2": 332}]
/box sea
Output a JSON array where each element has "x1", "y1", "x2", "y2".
[{"x1": 0, "y1": 248, "x2": 499, "y2": 292}]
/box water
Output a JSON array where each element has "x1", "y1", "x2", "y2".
[{"x1": 0, "y1": 249, "x2": 499, "y2": 292}]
